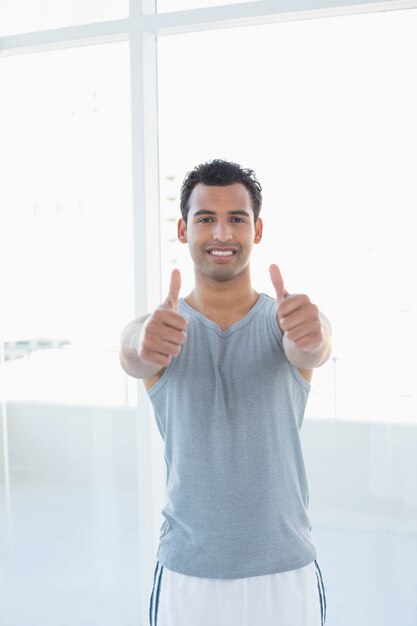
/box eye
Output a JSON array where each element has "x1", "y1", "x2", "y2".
[
  {"x1": 198, "y1": 217, "x2": 214, "y2": 223},
  {"x1": 230, "y1": 217, "x2": 245, "y2": 223}
]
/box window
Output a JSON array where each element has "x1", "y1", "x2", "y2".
[
  {"x1": 0, "y1": 42, "x2": 140, "y2": 626},
  {"x1": 158, "y1": 9, "x2": 417, "y2": 423},
  {"x1": 0, "y1": 42, "x2": 136, "y2": 406},
  {"x1": 0, "y1": 0, "x2": 128, "y2": 36},
  {"x1": 157, "y1": 14, "x2": 417, "y2": 623}
]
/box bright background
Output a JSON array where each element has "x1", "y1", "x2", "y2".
[
  {"x1": 0, "y1": 3, "x2": 416, "y2": 626},
  {"x1": 157, "y1": 10, "x2": 417, "y2": 424}
]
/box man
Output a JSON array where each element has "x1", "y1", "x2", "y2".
[{"x1": 119, "y1": 159, "x2": 331, "y2": 626}]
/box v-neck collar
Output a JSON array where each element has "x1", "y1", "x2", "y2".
[{"x1": 179, "y1": 293, "x2": 267, "y2": 337}]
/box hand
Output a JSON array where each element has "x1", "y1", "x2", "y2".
[
  {"x1": 137, "y1": 269, "x2": 188, "y2": 367},
  {"x1": 269, "y1": 264, "x2": 323, "y2": 354}
]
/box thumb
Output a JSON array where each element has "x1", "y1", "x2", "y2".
[
  {"x1": 269, "y1": 264, "x2": 288, "y2": 303},
  {"x1": 164, "y1": 268, "x2": 181, "y2": 311}
]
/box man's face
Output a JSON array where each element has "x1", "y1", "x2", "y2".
[{"x1": 177, "y1": 183, "x2": 263, "y2": 282}]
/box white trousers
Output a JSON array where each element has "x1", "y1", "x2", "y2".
[{"x1": 149, "y1": 560, "x2": 326, "y2": 626}]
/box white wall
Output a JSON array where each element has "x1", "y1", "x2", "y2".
[{"x1": 4, "y1": 402, "x2": 417, "y2": 533}]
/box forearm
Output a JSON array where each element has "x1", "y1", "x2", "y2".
[
  {"x1": 283, "y1": 312, "x2": 332, "y2": 369},
  {"x1": 119, "y1": 318, "x2": 162, "y2": 380}
]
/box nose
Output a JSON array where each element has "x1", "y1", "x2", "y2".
[{"x1": 212, "y1": 220, "x2": 233, "y2": 242}]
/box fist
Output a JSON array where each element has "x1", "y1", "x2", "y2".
[
  {"x1": 269, "y1": 264, "x2": 323, "y2": 353},
  {"x1": 138, "y1": 269, "x2": 188, "y2": 368}
]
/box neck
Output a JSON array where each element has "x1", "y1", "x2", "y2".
[{"x1": 185, "y1": 268, "x2": 259, "y2": 315}]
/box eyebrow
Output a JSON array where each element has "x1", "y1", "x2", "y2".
[{"x1": 192, "y1": 209, "x2": 251, "y2": 218}]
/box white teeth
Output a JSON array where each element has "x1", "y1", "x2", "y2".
[{"x1": 210, "y1": 250, "x2": 234, "y2": 256}]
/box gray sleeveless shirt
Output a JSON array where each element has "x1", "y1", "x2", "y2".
[{"x1": 147, "y1": 293, "x2": 317, "y2": 579}]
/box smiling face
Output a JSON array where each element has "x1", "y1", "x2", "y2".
[{"x1": 178, "y1": 183, "x2": 263, "y2": 283}]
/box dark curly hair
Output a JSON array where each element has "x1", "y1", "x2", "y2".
[{"x1": 180, "y1": 159, "x2": 262, "y2": 224}]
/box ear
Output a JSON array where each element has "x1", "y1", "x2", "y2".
[
  {"x1": 254, "y1": 217, "x2": 263, "y2": 244},
  {"x1": 178, "y1": 218, "x2": 188, "y2": 243}
]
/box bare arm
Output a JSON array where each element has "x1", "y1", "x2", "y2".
[{"x1": 119, "y1": 314, "x2": 163, "y2": 379}]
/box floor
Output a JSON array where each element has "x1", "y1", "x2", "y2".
[{"x1": 1, "y1": 482, "x2": 416, "y2": 626}]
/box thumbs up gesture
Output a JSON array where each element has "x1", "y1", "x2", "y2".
[
  {"x1": 269, "y1": 264, "x2": 323, "y2": 354},
  {"x1": 137, "y1": 269, "x2": 188, "y2": 368}
]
